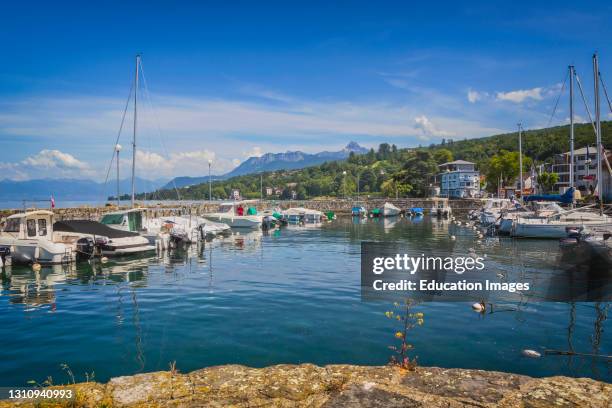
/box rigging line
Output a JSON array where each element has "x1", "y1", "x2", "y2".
[
  {"x1": 546, "y1": 69, "x2": 569, "y2": 128},
  {"x1": 100, "y1": 80, "x2": 135, "y2": 204},
  {"x1": 138, "y1": 60, "x2": 182, "y2": 201},
  {"x1": 574, "y1": 71, "x2": 597, "y2": 135},
  {"x1": 599, "y1": 72, "x2": 612, "y2": 114}
]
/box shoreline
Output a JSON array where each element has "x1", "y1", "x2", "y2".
[
  {"x1": 0, "y1": 197, "x2": 481, "y2": 220},
  {"x1": 1, "y1": 363, "x2": 609, "y2": 407}
]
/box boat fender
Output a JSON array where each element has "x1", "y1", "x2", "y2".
[
  {"x1": 34, "y1": 247, "x2": 40, "y2": 260},
  {"x1": 32, "y1": 262, "x2": 41, "y2": 271},
  {"x1": 471, "y1": 302, "x2": 485, "y2": 312},
  {"x1": 521, "y1": 349, "x2": 541, "y2": 358},
  {"x1": 450, "y1": 235, "x2": 456, "y2": 240},
  {"x1": 101, "y1": 257, "x2": 109, "y2": 263}
]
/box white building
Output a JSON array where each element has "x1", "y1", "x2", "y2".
[
  {"x1": 551, "y1": 146, "x2": 612, "y2": 200},
  {"x1": 439, "y1": 160, "x2": 480, "y2": 198}
]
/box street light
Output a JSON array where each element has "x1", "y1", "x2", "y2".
[
  {"x1": 208, "y1": 159, "x2": 213, "y2": 202},
  {"x1": 115, "y1": 144, "x2": 122, "y2": 207}
]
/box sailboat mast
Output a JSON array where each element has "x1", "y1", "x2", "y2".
[
  {"x1": 569, "y1": 65, "x2": 575, "y2": 207},
  {"x1": 518, "y1": 123, "x2": 523, "y2": 201},
  {"x1": 593, "y1": 53, "x2": 603, "y2": 213},
  {"x1": 131, "y1": 54, "x2": 140, "y2": 208}
]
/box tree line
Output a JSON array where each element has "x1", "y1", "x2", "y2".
[{"x1": 134, "y1": 121, "x2": 611, "y2": 201}]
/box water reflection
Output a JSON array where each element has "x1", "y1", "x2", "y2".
[{"x1": 0, "y1": 218, "x2": 609, "y2": 385}]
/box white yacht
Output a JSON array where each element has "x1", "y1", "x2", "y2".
[
  {"x1": 498, "y1": 202, "x2": 563, "y2": 234},
  {"x1": 202, "y1": 201, "x2": 263, "y2": 229},
  {"x1": 0, "y1": 211, "x2": 81, "y2": 265},
  {"x1": 511, "y1": 208, "x2": 612, "y2": 238}
]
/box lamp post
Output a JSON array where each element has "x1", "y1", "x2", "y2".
[
  {"x1": 115, "y1": 144, "x2": 122, "y2": 207},
  {"x1": 208, "y1": 159, "x2": 212, "y2": 202}
]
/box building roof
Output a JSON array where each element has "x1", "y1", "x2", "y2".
[
  {"x1": 560, "y1": 146, "x2": 609, "y2": 155},
  {"x1": 438, "y1": 160, "x2": 475, "y2": 167}
]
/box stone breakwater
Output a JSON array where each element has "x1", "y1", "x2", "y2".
[
  {"x1": 0, "y1": 198, "x2": 482, "y2": 221},
  {"x1": 1, "y1": 364, "x2": 609, "y2": 407}
]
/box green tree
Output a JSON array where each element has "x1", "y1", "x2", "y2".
[
  {"x1": 536, "y1": 172, "x2": 559, "y2": 193},
  {"x1": 433, "y1": 148, "x2": 453, "y2": 164},
  {"x1": 485, "y1": 150, "x2": 532, "y2": 192}
]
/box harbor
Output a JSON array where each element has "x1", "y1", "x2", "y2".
[
  {"x1": 0, "y1": 216, "x2": 610, "y2": 389},
  {"x1": 2, "y1": 2, "x2": 612, "y2": 406}
]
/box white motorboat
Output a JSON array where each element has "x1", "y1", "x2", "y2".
[
  {"x1": 202, "y1": 201, "x2": 263, "y2": 229},
  {"x1": 53, "y1": 219, "x2": 156, "y2": 256},
  {"x1": 100, "y1": 208, "x2": 170, "y2": 245},
  {"x1": 382, "y1": 202, "x2": 401, "y2": 217},
  {"x1": 478, "y1": 198, "x2": 514, "y2": 225},
  {"x1": 512, "y1": 208, "x2": 612, "y2": 238},
  {"x1": 429, "y1": 198, "x2": 452, "y2": 217},
  {"x1": 282, "y1": 208, "x2": 323, "y2": 225},
  {"x1": 0, "y1": 210, "x2": 82, "y2": 265}
]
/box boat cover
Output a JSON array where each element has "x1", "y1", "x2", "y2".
[
  {"x1": 53, "y1": 220, "x2": 140, "y2": 238},
  {"x1": 524, "y1": 187, "x2": 574, "y2": 204}
]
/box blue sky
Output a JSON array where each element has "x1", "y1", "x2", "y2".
[{"x1": 1, "y1": 1, "x2": 612, "y2": 180}]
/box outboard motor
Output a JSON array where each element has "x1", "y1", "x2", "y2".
[
  {"x1": 0, "y1": 246, "x2": 10, "y2": 267},
  {"x1": 76, "y1": 237, "x2": 95, "y2": 261}
]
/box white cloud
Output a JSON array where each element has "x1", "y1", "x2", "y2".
[
  {"x1": 132, "y1": 149, "x2": 234, "y2": 179},
  {"x1": 0, "y1": 87, "x2": 506, "y2": 180},
  {"x1": 243, "y1": 146, "x2": 263, "y2": 158},
  {"x1": 467, "y1": 89, "x2": 485, "y2": 103},
  {"x1": 0, "y1": 149, "x2": 94, "y2": 180},
  {"x1": 22, "y1": 149, "x2": 89, "y2": 170},
  {"x1": 496, "y1": 87, "x2": 543, "y2": 103},
  {"x1": 413, "y1": 115, "x2": 451, "y2": 140}
]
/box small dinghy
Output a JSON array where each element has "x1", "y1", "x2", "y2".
[{"x1": 382, "y1": 202, "x2": 401, "y2": 217}]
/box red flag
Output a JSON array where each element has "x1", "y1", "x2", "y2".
[{"x1": 50, "y1": 195, "x2": 55, "y2": 209}]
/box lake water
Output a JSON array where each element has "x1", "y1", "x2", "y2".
[{"x1": 0, "y1": 217, "x2": 609, "y2": 386}]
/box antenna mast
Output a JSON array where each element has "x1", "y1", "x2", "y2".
[{"x1": 131, "y1": 54, "x2": 140, "y2": 208}]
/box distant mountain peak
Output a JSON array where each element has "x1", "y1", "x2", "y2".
[{"x1": 161, "y1": 142, "x2": 370, "y2": 189}]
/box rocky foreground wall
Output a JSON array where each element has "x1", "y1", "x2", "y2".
[{"x1": 1, "y1": 364, "x2": 609, "y2": 407}]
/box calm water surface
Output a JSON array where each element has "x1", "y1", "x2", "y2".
[{"x1": 0, "y1": 217, "x2": 610, "y2": 386}]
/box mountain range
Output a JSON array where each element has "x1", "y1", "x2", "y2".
[
  {"x1": 161, "y1": 142, "x2": 369, "y2": 189},
  {"x1": 0, "y1": 142, "x2": 368, "y2": 201}
]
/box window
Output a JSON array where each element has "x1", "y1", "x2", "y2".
[
  {"x1": 100, "y1": 214, "x2": 125, "y2": 225},
  {"x1": 4, "y1": 218, "x2": 20, "y2": 232},
  {"x1": 38, "y1": 219, "x2": 47, "y2": 236},
  {"x1": 26, "y1": 219, "x2": 36, "y2": 237}
]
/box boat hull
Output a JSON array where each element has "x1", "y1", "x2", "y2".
[
  {"x1": 512, "y1": 221, "x2": 612, "y2": 238},
  {"x1": 202, "y1": 214, "x2": 262, "y2": 229},
  {"x1": 0, "y1": 239, "x2": 75, "y2": 265}
]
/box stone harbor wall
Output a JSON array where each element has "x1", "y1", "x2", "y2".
[
  {"x1": 0, "y1": 198, "x2": 482, "y2": 221},
  {"x1": 0, "y1": 364, "x2": 609, "y2": 407}
]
